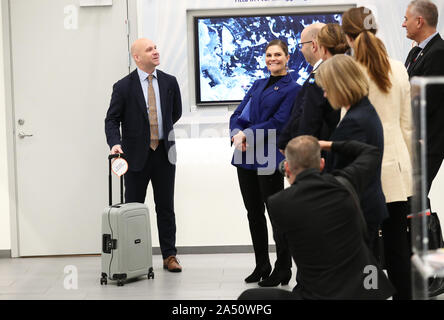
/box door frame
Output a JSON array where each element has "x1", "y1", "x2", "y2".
[
  {"x1": 2, "y1": 0, "x2": 19, "y2": 258},
  {"x1": 2, "y1": 0, "x2": 138, "y2": 257}
]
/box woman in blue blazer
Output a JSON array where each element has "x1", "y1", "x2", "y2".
[
  {"x1": 316, "y1": 54, "x2": 388, "y2": 251},
  {"x1": 230, "y1": 40, "x2": 301, "y2": 287}
]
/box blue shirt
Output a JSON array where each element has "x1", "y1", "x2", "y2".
[
  {"x1": 419, "y1": 31, "x2": 439, "y2": 49},
  {"x1": 412, "y1": 31, "x2": 440, "y2": 62},
  {"x1": 137, "y1": 68, "x2": 164, "y2": 139}
]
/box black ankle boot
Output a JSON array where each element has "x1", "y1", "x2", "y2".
[
  {"x1": 244, "y1": 264, "x2": 272, "y2": 283},
  {"x1": 258, "y1": 269, "x2": 292, "y2": 287}
]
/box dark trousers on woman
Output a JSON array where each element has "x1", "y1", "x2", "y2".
[
  {"x1": 237, "y1": 167, "x2": 292, "y2": 272},
  {"x1": 382, "y1": 201, "x2": 412, "y2": 300}
]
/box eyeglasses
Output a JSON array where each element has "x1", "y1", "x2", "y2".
[{"x1": 297, "y1": 40, "x2": 312, "y2": 49}]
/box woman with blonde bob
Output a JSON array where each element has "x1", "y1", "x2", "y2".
[
  {"x1": 342, "y1": 7, "x2": 413, "y2": 300},
  {"x1": 315, "y1": 54, "x2": 388, "y2": 262}
]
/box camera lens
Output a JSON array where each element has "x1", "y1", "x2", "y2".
[{"x1": 278, "y1": 159, "x2": 286, "y2": 176}]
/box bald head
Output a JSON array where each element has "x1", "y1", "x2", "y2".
[
  {"x1": 300, "y1": 23, "x2": 326, "y2": 66},
  {"x1": 302, "y1": 23, "x2": 326, "y2": 41},
  {"x1": 131, "y1": 38, "x2": 160, "y2": 73}
]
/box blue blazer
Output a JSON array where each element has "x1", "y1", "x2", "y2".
[
  {"x1": 328, "y1": 97, "x2": 388, "y2": 227},
  {"x1": 230, "y1": 73, "x2": 300, "y2": 172}
]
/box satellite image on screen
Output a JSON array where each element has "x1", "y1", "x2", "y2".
[{"x1": 196, "y1": 13, "x2": 342, "y2": 104}]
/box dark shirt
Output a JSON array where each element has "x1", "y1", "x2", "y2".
[{"x1": 265, "y1": 75, "x2": 285, "y2": 90}]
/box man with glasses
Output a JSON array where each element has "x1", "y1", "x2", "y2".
[{"x1": 278, "y1": 23, "x2": 339, "y2": 151}]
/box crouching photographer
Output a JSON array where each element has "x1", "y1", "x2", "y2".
[{"x1": 239, "y1": 136, "x2": 394, "y2": 300}]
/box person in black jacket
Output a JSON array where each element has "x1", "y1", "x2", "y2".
[
  {"x1": 403, "y1": 0, "x2": 444, "y2": 208},
  {"x1": 105, "y1": 38, "x2": 183, "y2": 272},
  {"x1": 315, "y1": 54, "x2": 388, "y2": 252},
  {"x1": 277, "y1": 23, "x2": 343, "y2": 152},
  {"x1": 402, "y1": 0, "x2": 444, "y2": 298},
  {"x1": 238, "y1": 136, "x2": 394, "y2": 300}
]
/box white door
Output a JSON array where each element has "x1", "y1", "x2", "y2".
[{"x1": 9, "y1": 0, "x2": 136, "y2": 256}]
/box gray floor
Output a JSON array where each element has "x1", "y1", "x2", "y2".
[{"x1": 0, "y1": 253, "x2": 298, "y2": 300}]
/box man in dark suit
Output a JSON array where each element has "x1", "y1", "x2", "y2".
[
  {"x1": 105, "y1": 38, "x2": 183, "y2": 272},
  {"x1": 277, "y1": 23, "x2": 339, "y2": 151},
  {"x1": 403, "y1": 0, "x2": 444, "y2": 201},
  {"x1": 239, "y1": 136, "x2": 394, "y2": 300},
  {"x1": 403, "y1": 0, "x2": 444, "y2": 298}
]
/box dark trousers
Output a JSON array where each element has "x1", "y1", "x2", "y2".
[
  {"x1": 382, "y1": 201, "x2": 412, "y2": 300},
  {"x1": 124, "y1": 143, "x2": 177, "y2": 259},
  {"x1": 236, "y1": 167, "x2": 292, "y2": 272}
]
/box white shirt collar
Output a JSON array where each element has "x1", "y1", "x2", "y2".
[
  {"x1": 419, "y1": 31, "x2": 438, "y2": 49},
  {"x1": 312, "y1": 59, "x2": 323, "y2": 71},
  {"x1": 137, "y1": 68, "x2": 157, "y2": 81}
]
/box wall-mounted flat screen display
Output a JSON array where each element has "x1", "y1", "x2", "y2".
[{"x1": 194, "y1": 12, "x2": 343, "y2": 105}]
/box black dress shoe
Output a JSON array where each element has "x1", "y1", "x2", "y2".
[
  {"x1": 258, "y1": 269, "x2": 292, "y2": 287},
  {"x1": 244, "y1": 264, "x2": 272, "y2": 283}
]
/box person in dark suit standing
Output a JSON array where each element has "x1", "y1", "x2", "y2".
[
  {"x1": 277, "y1": 23, "x2": 341, "y2": 152},
  {"x1": 238, "y1": 136, "x2": 394, "y2": 300},
  {"x1": 105, "y1": 38, "x2": 183, "y2": 272},
  {"x1": 403, "y1": 0, "x2": 444, "y2": 298},
  {"x1": 230, "y1": 39, "x2": 301, "y2": 287},
  {"x1": 315, "y1": 54, "x2": 388, "y2": 253},
  {"x1": 403, "y1": 0, "x2": 444, "y2": 209}
]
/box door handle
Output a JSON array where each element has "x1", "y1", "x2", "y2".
[{"x1": 18, "y1": 132, "x2": 34, "y2": 139}]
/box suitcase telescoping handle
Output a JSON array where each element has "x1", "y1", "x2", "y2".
[{"x1": 108, "y1": 153, "x2": 124, "y2": 206}]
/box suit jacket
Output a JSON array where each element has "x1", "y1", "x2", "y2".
[
  {"x1": 230, "y1": 73, "x2": 301, "y2": 171},
  {"x1": 328, "y1": 97, "x2": 388, "y2": 227},
  {"x1": 277, "y1": 69, "x2": 340, "y2": 150},
  {"x1": 268, "y1": 140, "x2": 394, "y2": 300},
  {"x1": 406, "y1": 33, "x2": 444, "y2": 156},
  {"x1": 105, "y1": 69, "x2": 182, "y2": 171},
  {"x1": 359, "y1": 59, "x2": 413, "y2": 203}
]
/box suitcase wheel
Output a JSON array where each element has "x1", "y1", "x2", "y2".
[
  {"x1": 117, "y1": 280, "x2": 125, "y2": 287},
  {"x1": 100, "y1": 275, "x2": 108, "y2": 285},
  {"x1": 148, "y1": 268, "x2": 155, "y2": 280}
]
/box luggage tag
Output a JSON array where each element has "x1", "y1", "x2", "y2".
[{"x1": 111, "y1": 156, "x2": 128, "y2": 177}]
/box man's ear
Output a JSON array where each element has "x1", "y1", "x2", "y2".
[
  {"x1": 320, "y1": 158, "x2": 325, "y2": 172},
  {"x1": 312, "y1": 39, "x2": 318, "y2": 54},
  {"x1": 417, "y1": 16, "x2": 425, "y2": 29},
  {"x1": 284, "y1": 161, "x2": 291, "y2": 178}
]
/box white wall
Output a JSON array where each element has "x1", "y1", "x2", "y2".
[{"x1": 0, "y1": 0, "x2": 11, "y2": 251}]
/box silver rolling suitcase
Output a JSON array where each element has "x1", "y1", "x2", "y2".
[{"x1": 100, "y1": 154, "x2": 154, "y2": 287}]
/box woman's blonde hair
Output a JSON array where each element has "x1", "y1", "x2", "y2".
[
  {"x1": 342, "y1": 7, "x2": 392, "y2": 93},
  {"x1": 317, "y1": 23, "x2": 349, "y2": 56},
  {"x1": 315, "y1": 54, "x2": 369, "y2": 109}
]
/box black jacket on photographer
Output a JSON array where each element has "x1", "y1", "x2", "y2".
[
  {"x1": 268, "y1": 140, "x2": 395, "y2": 300},
  {"x1": 277, "y1": 66, "x2": 339, "y2": 151}
]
